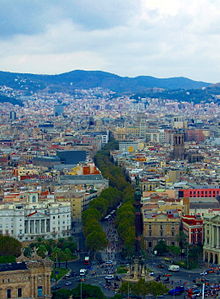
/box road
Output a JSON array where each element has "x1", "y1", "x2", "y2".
[{"x1": 53, "y1": 218, "x2": 220, "y2": 298}]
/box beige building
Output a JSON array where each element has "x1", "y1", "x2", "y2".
[
  {"x1": 203, "y1": 214, "x2": 220, "y2": 264},
  {"x1": 0, "y1": 252, "x2": 52, "y2": 299},
  {"x1": 55, "y1": 189, "x2": 98, "y2": 222},
  {"x1": 143, "y1": 213, "x2": 181, "y2": 251}
]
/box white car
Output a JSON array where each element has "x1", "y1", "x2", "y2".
[
  {"x1": 200, "y1": 271, "x2": 207, "y2": 275},
  {"x1": 105, "y1": 275, "x2": 114, "y2": 280}
]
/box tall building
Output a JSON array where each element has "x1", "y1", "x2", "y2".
[
  {"x1": 9, "y1": 111, "x2": 16, "y2": 120},
  {"x1": 172, "y1": 130, "x2": 185, "y2": 160}
]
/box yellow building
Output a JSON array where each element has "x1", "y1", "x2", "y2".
[
  {"x1": 0, "y1": 252, "x2": 52, "y2": 299},
  {"x1": 143, "y1": 213, "x2": 181, "y2": 251}
]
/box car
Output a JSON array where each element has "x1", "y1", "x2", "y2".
[
  {"x1": 163, "y1": 273, "x2": 172, "y2": 277},
  {"x1": 105, "y1": 260, "x2": 113, "y2": 265},
  {"x1": 65, "y1": 281, "x2": 72, "y2": 286},
  {"x1": 200, "y1": 271, "x2": 208, "y2": 275},
  {"x1": 149, "y1": 272, "x2": 154, "y2": 276},
  {"x1": 105, "y1": 275, "x2": 114, "y2": 280},
  {"x1": 206, "y1": 269, "x2": 215, "y2": 274},
  {"x1": 169, "y1": 289, "x2": 184, "y2": 295}
]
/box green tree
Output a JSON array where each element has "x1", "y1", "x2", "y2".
[
  {"x1": 0, "y1": 256, "x2": 16, "y2": 264},
  {"x1": 146, "y1": 281, "x2": 168, "y2": 297},
  {"x1": 154, "y1": 240, "x2": 169, "y2": 255},
  {"x1": 86, "y1": 231, "x2": 108, "y2": 252},
  {"x1": 52, "y1": 289, "x2": 71, "y2": 299},
  {"x1": 0, "y1": 236, "x2": 22, "y2": 257},
  {"x1": 71, "y1": 283, "x2": 106, "y2": 299},
  {"x1": 37, "y1": 244, "x2": 48, "y2": 258}
]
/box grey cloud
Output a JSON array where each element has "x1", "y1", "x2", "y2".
[{"x1": 0, "y1": 0, "x2": 139, "y2": 38}]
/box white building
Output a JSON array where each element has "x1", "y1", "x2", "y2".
[{"x1": 0, "y1": 192, "x2": 71, "y2": 242}]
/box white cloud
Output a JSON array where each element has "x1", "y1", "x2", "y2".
[{"x1": 0, "y1": 0, "x2": 220, "y2": 82}]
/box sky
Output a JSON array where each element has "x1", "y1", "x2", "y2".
[{"x1": 0, "y1": 0, "x2": 220, "y2": 82}]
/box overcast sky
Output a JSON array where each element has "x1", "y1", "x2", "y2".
[{"x1": 0, "y1": 0, "x2": 219, "y2": 82}]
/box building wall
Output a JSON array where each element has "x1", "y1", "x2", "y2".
[
  {"x1": 203, "y1": 215, "x2": 220, "y2": 264},
  {"x1": 143, "y1": 216, "x2": 180, "y2": 250},
  {"x1": 0, "y1": 261, "x2": 52, "y2": 299},
  {"x1": 179, "y1": 189, "x2": 220, "y2": 198},
  {"x1": 0, "y1": 200, "x2": 71, "y2": 242}
]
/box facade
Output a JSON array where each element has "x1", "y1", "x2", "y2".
[
  {"x1": 182, "y1": 215, "x2": 203, "y2": 245},
  {"x1": 203, "y1": 214, "x2": 220, "y2": 264},
  {"x1": 179, "y1": 188, "x2": 220, "y2": 198},
  {"x1": 0, "y1": 253, "x2": 52, "y2": 299},
  {"x1": 0, "y1": 192, "x2": 71, "y2": 242},
  {"x1": 172, "y1": 131, "x2": 185, "y2": 160},
  {"x1": 143, "y1": 213, "x2": 180, "y2": 251}
]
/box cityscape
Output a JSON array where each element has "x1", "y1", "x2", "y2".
[{"x1": 1, "y1": 1, "x2": 220, "y2": 299}]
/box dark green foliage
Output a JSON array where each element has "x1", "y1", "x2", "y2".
[
  {"x1": 0, "y1": 236, "x2": 22, "y2": 257},
  {"x1": 0, "y1": 256, "x2": 16, "y2": 264},
  {"x1": 24, "y1": 237, "x2": 77, "y2": 262},
  {"x1": 71, "y1": 283, "x2": 106, "y2": 299},
  {"x1": 119, "y1": 279, "x2": 168, "y2": 297},
  {"x1": 52, "y1": 289, "x2": 72, "y2": 299},
  {"x1": 154, "y1": 240, "x2": 169, "y2": 255}
]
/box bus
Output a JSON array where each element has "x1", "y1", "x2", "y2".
[{"x1": 84, "y1": 256, "x2": 90, "y2": 265}]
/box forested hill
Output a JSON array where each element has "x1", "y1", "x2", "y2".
[{"x1": 0, "y1": 70, "x2": 210, "y2": 94}]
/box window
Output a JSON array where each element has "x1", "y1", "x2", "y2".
[
  {"x1": 37, "y1": 286, "x2": 43, "y2": 297},
  {"x1": 148, "y1": 241, "x2": 152, "y2": 247},
  {"x1": 7, "y1": 289, "x2": 11, "y2": 299},
  {"x1": 18, "y1": 288, "x2": 22, "y2": 297}
]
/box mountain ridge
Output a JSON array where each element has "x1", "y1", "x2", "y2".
[{"x1": 0, "y1": 69, "x2": 211, "y2": 92}]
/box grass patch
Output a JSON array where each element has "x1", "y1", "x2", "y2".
[
  {"x1": 51, "y1": 268, "x2": 69, "y2": 281},
  {"x1": 117, "y1": 266, "x2": 128, "y2": 274}
]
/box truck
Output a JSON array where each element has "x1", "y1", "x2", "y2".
[{"x1": 168, "y1": 265, "x2": 180, "y2": 272}]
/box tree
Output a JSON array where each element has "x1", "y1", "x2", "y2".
[
  {"x1": 86, "y1": 230, "x2": 108, "y2": 252},
  {"x1": 0, "y1": 236, "x2": 22, "y2": 257},
  {"x1": 37, "y1": 244, "x2": 47, "y2": 258},
  {"x1": 154, "y1": 240, "x2": 169, "y2": 255},
  {"x1": 71, "y1": 283, "x2": 105, "y2": 299},
  {"x1": 133, "y1": 279, "x2": 149, "y2": 298},
  {"x1": 146, "y1": 281, "x2": 168, "y2": 297},
  {"x1": 52, "y1": 289, "x2": 71, "y2": 299}
]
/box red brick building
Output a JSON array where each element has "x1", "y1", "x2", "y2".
[
  {"x1": 179, "y1": 188, "x2": 220, "y2": 198},
  {"x1": 182, "y1": 215, "x2": 203, "y2": 245}
]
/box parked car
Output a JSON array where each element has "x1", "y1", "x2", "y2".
[
  {"x1": 105, "y1": 275, "x2": 114, "y2": 280},
  {"x1": 168, "y1": 286, "x2": 185, "y2": 295}
]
